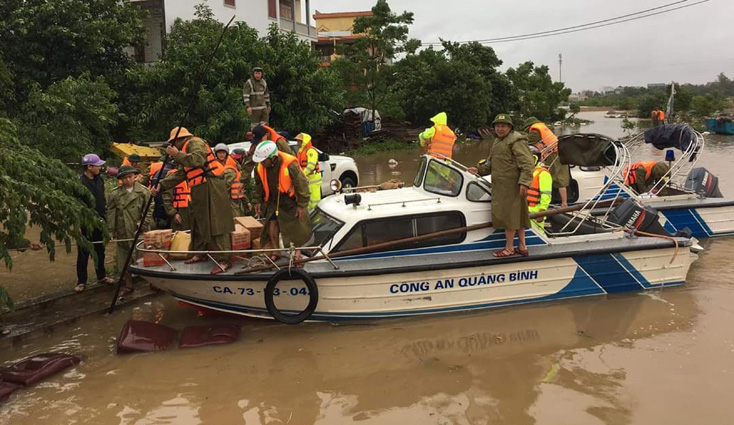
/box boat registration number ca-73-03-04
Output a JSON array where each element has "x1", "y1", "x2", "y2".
[
  {"x1": 212, "y1": 286, "x2": 309, "y2": 296},
  {"x1": 210, "y1": 270, "x2": 541, "y2": 297},
  {"x1": 389, "y1": 270, "x2": 540, "y2": 294}
]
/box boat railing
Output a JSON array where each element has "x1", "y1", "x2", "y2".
[{"x1": 134, "y1": 240, "x2": 340, "y2": 272}]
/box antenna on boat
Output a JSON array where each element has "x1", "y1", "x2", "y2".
[{"x1": 107, "y1": 16, "x2": 236, "y2": 314}]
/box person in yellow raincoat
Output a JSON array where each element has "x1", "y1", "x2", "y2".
[
  {"x1": 418, "y1": 112, "x2": 456, "y2": 160},
  {"x1": 527, "y1": 146, "x2": 553, "y2": 235},
  {"x1": 295, "y1": 133, "x2": 322, "y2": 210}
]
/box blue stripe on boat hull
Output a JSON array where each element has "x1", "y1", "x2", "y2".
[{"x1": 660, "y1": 208, "x2": 713, "y2": 238}]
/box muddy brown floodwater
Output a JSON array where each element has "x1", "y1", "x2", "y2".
[{"x1": 2, "y1": 112, "x2": 734, "y2": 424}]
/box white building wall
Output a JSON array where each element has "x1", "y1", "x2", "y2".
[{"x1": 163, "y1": 0, "x2": 273, "y2": 36}]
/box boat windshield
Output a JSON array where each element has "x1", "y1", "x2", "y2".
[
  {"x1": 423, "y1": 159, "x2": 463, "y2": 197},
  {"x1": 304, "y1": 208, "x2": 344, "y2": 251}
]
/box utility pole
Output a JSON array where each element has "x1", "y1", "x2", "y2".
[{"x1": 558, "y1": 53, "x2": 563, "y2": 83}]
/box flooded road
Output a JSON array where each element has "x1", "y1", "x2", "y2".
[{"x1": 2, "y1": 112, "x2": 734, "y2": 424}]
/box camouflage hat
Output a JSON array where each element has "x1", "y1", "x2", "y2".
[
  {"x1": 491, "y1": 113, "x2": 514, "y2": 127},
  {"x1": 522, "y1": 116, "x2": 540, "y2": 130},
  {"x1": 117, "y1": 165, "x2": 140, "y2": 179}
]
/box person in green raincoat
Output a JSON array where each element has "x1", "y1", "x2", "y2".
[
  {"x1": 523, "y1": 117, "x2": 570, "y2": 207},
  {"x1": 419, "y1": 112, "x2": 456, "y2": 160},
  {"x1": 152, "y1": 127, "x2": 234, "y2": 274},
  {"x1": 251, "y1": 141, "x2": 312, "y2": 261},
  {"x1": 107, "y1": 165, "x2": 152, "y2": 296},
  {"x1": 295, "y1": 132, "x2": 322, "y2": 210},
  {"x1": 469, "y1": 114, "x2": 535, "y2": 257}
]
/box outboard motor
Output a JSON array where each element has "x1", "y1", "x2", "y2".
[
  {"x1": 609, "y1": 198, "x2": 671, "y2": 236},
  {"x1": 685, "y1": 167, "x2": 723, "y2": 198}
]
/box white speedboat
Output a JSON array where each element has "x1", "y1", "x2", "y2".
[
  {"x1": 130, "y1": 140, "x2": 698, "y2": 323},
  {"x1": 552, "y1": 126, "x2": 734, "y2": 238}
]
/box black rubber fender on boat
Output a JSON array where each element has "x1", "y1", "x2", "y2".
[{"x1": 264, "y1": 268, "x2": 319, "y2": 324}]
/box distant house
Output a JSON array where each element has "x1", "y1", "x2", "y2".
[
  {"x1": 313, "y1": 11, "x2": 373, "y2": 67},
  {"x1": 131, "y1": 0, "x2": 317, "y2": 64}
]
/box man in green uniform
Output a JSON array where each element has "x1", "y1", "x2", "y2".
[
  {"x1": 243, "y1": 67, "x2": 271, "y2": 129},
  {"x1": 527, "y1": 146, "x2": 553, "y2": 235},
  {"x1": 251, "y1": 141, "x2": 312, "y2": 261},
  {"x1": 625, "y1": 161, "x2": 670, "y2": 195},
  {"x1": 152, "y1": 127, "x2": 234, "y2": 274},
  {"x1": 523, "y1": 117, "x2": 571, "y2": 207},
  {"x1": 469, "y1": 114, "x2": 535, "y2": 257},
  {"x1": 214, "y1": 143, "x2": 246, "y2": 219},
  {"x1": 107, "y1": 165, "x2": 152, "y2": 296}
]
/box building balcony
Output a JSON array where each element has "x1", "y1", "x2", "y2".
[{"x1": 279, "y1": 17, "x2": 317, "y2": 40}]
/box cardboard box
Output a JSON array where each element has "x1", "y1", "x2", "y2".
[
  {"x1": 233, "y1": 216, "x2": 263, "y2": 240},
  {"x1": 143, "y1": 252, "x2": 169, "y2": 267},
  {"x1": 143, "y1": 229, "x2": 173, "y2": 250},
  {"x1": 231, "y1": 227, "x2": 251, "y2": 251}
]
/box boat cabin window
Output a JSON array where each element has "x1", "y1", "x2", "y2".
[
  {"x1": 423, "y1": 160, "x2": 463, "y2": 197},
  {"x1": 413, "y1": 157, "x2": 427, "y2": 188},
  {"x1": 333, "y1": 212, "x2": 466, "y2": 254},
  {"x1": 466, "y1": 181, "x2": 492, "y2": 202},
  {"x1": 305, "y1": 208, "x2": 344, "y2": 251}
]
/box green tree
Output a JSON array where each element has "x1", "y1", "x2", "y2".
[
  {"x1": 17, "y1": 74, "x2": 119, "y2": 163},
  {"x1": 135, "y1": 6, "x2": 343, "y2": 142},
  {"x1": 337, "y1": 0, "x2": 420, "y2": 120},
  {"x1": 0, "y1": 118, "x2": 106, "y2": 272},
  {"x1": 690, "y1": 94, "x2": 725, "y2": 116},
  {"x1": 637, "y1": 91, "x2": 668, "y2": 119},
  {"x1": 506, "y1": 61, "x2": 571, "y2": 121},
  {"x1": 0, "y1": 0, "x2": 145, "y2": 111}
]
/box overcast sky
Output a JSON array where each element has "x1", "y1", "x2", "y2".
[{"x1": 310, "y1": 0, "x2": 733, "y2": 92}]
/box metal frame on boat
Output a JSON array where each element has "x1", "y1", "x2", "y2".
[{"x1": 130, "y1": 144, "x2": 699, "y2": 324}]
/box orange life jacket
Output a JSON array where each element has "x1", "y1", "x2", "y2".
[
  {"x1": 527, "y1": 167, "x2": 551, "y2": 207},
  {"x1": 529, "y1": 122, "x2": 559, "y2": 159},
  {"x1": 223, "y1": 156, "x2": 245, "y2": 200},
  {"x1": 427, "y1": 124, "x2": 456, "y2": 159},
  {"x1": 182, "y1": 139, "x2": 225, "y2": 187},
  {"x1": 122, "y1": 157, "x2": 132, "y2": 167},
  {"x1": 263, "y1": 125, "x2": 286, "y2": 144},
  {"x1": 297, "y1": 142, "x2": 321, "y2": 173},
  {"x1": 256, "y1": 151, "x2": 298, "y2": 202},
  {"x1": 148, "y1": 162, "x2": 190, "y2": 209},
  {"x1": 658, "y1": 110, "x2": 666, "y2": 121},
  {"x1": 625, "y1": 161, "x2": 658, "y2": 186}
]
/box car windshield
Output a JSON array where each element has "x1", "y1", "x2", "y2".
[{"x1": 304, "y1": 208, "x2": 344, "y2": 253}]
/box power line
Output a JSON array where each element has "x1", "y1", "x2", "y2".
[{"x1": 422, "y1": 0, "x2": 710, "y2": 46}]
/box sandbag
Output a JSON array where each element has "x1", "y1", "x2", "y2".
[
  {"x1": 169, "y1": 231, "x2": 192, "y2": 260},
  {"x1": 0, "y1": 381, "x2": 22, "y2": 401},
  {"x1": 179, "y1": 324, "x2": 241, "y2": 349},
  {"x1": 0, "y1": 353, "x2": 80, "y2": 386},
  {"x1": 117, "y1": 320, "x2": 178, "y2": 354},
  {"x1": 557, "y1": 133, "x2": 618, "y2": 166}
]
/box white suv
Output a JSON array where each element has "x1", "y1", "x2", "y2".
[{"x1": 226, "y1": 141, "x2": 359, "y2": 196}]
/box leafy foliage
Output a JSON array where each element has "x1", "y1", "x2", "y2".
[
  {"x1": 133, "y1": 6, "x2": 344, "y2": 143},
  {"x1": 0, "y1": 0, "x2": 145, "y2": 111},
  {"x1": 17, "y1": 74, "x2": 119, "y2": 163},
  {"x1": 0, "y1": 119, "x2": 106, "y2": 271},
  {"x1": 691, "y1": 94, "x2": 726, "y2": 116},
  {"x1": 506, "y1": 61, "x2": 571, "y2": 121}
]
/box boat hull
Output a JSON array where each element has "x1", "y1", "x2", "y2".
[
  {"x1": 135, "y1": 244, "x2": 694, "y2": 321},
  {"x1": 705, "y1": 118, "x2": 734, "y2": 135}
]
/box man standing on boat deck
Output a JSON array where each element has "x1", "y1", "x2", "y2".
[
  {"x1": 295, "y1": 132, "x2": 322, "y2": 210},
  {"x1": 214, "y1": 143, "x2": 247, "y2": 218},
  {"x1": 523, "y1": 117, "x2": 570, "y2": 207},
  {"x1": 527, "y1": 146, "x2": 553, "y2": 235},
  {"x1": 419, "y1": 112, "x2": 456, "y2": 160},
  {"x1": 251, "y1": 141, "x2": 312, "y2": 261},
  {"x1": 243, "y1": 67, "x2": 271, "y2": 129},
  {"x1": 468, "y1": 114, "x2": 535, "y2": 258},
  {"x1": 107, "y1": 165, "x2": 152, "y2": 297},
  {"x1": 151, "y1": 127, "x2": 234, "y2": 274},
  {"x1": 624, "y1": 161, "x2": 670, "y2": 195}
]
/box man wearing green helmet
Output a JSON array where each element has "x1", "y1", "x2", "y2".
[{"x1": 469, "y1": 114, "x2": 535, "y2": 257}]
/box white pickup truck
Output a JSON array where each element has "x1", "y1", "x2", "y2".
[{"x1": 226, "y1": 140, "x2": 359, "y2": 196}]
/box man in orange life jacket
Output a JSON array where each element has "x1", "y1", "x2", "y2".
[
  {"x1": 419, "y1": 112, "x2": 456, "y2": 160},
  {"x1": 624, "y1": 161, "x2": 670, "y2": 195},
  {"x1": 523, "y1": 117, "x2": 571, "y2": 207},
  {"x1": 152, "y1": 127, "x2": 234, "y2": 274},
  {"x1": 252, "y1": 141, "x2": 311, "y2": 261},
  {"x1": 527, "y1": 146, "x2": 553, "y2": 235},
  {"x1": 143, "y1": 157, "x2": 190, "y2": 231},
  {"x1": 214, "y1": 143, "x2": 249, "y2": 218}
]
